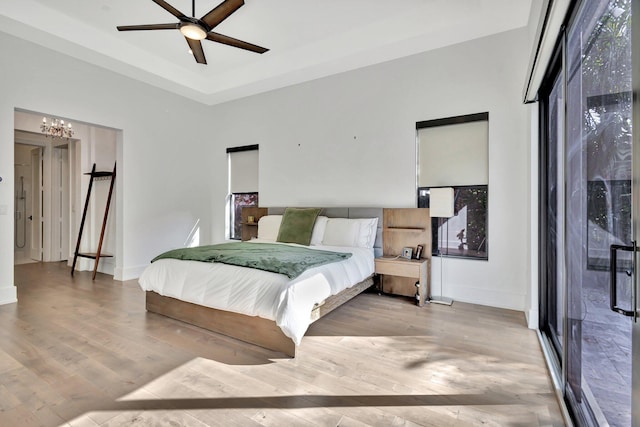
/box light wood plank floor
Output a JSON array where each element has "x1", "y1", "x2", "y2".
[{"x1": 1, "y1": 262, "x2": 566, "y2": 426}]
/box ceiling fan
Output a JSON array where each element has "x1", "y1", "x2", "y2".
[{"x1": 117, "y1": 0, "x2": 268, "y2": 64}]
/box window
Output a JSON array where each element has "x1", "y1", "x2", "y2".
[
  {"x1": 416, "y1": 113, "x2": 489, "y2": 259},
  {"x1": 228, "y1": 192, "x2": 258, "y2": 240},
  {"x1": 227, "y1": 145, "x2": 259, "y2": 240},
  {"x1": 418, "y1": 186, "x2": 488, "y2": 259}
]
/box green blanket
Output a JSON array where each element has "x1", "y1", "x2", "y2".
[{"x1": 151, "y1": 242, "x2": 352, "y2": 279}]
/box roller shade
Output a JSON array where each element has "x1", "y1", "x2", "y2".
[
  {"x1": 228, "y1": 146, "x2": 258, "y2": 193},
  {"x1": 418, "y1": 119, "x2": 488, "y2": 187},
  {"x1": 523, "y1": 0, "x2": 572, "y2": 103}
]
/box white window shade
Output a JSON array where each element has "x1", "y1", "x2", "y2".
[
  {"x1": 418, "y1": 120, "x2": 488, "y2": 187},
  {"x1": 229, "y1": 149, "x2": 258, "y2": 193},
  {"x1": 523, "y1": 0, "x2": 571, "y2": 103}
]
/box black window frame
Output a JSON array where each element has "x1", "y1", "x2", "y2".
[
  {"x1": 416, "y1": 112, "x2": 489, "y2": 261},
  {"x1": 227, "y1": 144, "x2": 259, "y2": 240},
  {"x1": 418, "y1": 185, "x2": 489, "y2": 260}
]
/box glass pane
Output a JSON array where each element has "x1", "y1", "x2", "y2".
[
  {"x1": 230, "y1": 193, "x2": 258, "y2": 240},
  {"x1": 418, "y1": 186, "x2": 488, "y2": 260},
  {"x1": 441, "y1": 186, "x2": 487, "y2": 258},
  {"x1": 546, "y1": 70, "x2": 564, "y2": 354},
  {"x1": 565, "y1": 0, "x2": 632, "y2": 425}
]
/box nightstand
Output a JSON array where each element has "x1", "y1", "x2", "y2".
[
  {"x1": 240, "y1": 207, "x2": 268, "y2": 241},
  {"x1": 375, "y1": 257, "x2": 429, "y2": 306}
]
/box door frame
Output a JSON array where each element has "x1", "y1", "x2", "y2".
[
  {"x1": 29, "y1": 146, "x2": 42, "y2": 262},
  {"x1": 15, "y1": 131, "x2": 74, "y2": 263},
  {"x1": 538, "y1": 0, "x2": 638, "y2": 424},
  {"x1": 631, "y1": 0, "x2": 640, "y2": 422}
]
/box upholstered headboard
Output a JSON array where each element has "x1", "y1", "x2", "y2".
[{"x1": 267, "y1": 207, "x2": 383, "y2": 257}]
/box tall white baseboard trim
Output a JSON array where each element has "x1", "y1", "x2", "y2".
[
  {"x1": 115, "y1": 264, "x2": 148, "y2": 281},
  {"x1": 526, "y1": 308, "x2": 539, "y2": 330},
  {"x1": 0, "y1": 286, "x2": 17, "y2": 305},
  {"x1": 450, "y1": 285, "x2": 525, "y2": 312}
]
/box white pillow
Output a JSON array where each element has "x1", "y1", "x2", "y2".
[
  {"x1": 310, "y1": 216, "x2": 329, "y2": 245},
  {"x1": 356, "y1": 217, "x2": 379, "y2": 249},
  {"x1": 257, "y1": 215, "x2": 282, "y2": 241},
  {"x1": 320, "y1": 217, "x2": 379, "y2": 248},
  {"x1": 321, "y1": 218, "x2": 360, "y2": 247}
]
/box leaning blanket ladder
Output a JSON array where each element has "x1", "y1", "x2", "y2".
[{"x1": 71, "y1": 163, "x2": 116, "y2": 279}]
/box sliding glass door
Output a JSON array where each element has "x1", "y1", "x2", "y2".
[
  {"x1": 541, "y1": 67, "x2": 565, "y2": 366},
  {"x1": 540, "y1": 0, "x2": 638, "y2": 425}
]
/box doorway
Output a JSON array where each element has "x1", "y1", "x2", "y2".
[
  {"x1": 14, "y1": 109, "x2": 122, "y2": 278},
  {"x1": 14, "y1": 144, "x2": 40, "y2": 264},
  {"x1": 539, "y1": 0, "x2": 638, "y2": 425},
  {"x1": 14, "y1": 132, "x2": 71, "y2": 265}
]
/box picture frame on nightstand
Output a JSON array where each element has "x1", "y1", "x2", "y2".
[
  {"x1": 415, "y1": 244, "x2": 424, "y2": 259},
  {"x1": 401, "y1": 247, "x2": 413, "y2": 259}
]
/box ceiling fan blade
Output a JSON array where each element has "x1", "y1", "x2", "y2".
[
  {"x1": 206, "y1": 32, "x2": 268, "y2": 54},
  {"x1": 152, "y1": 0, "x2": 187, "y2": 19},
  {"x1": 185, "y1": 37, "x2": 207, "y2": 64},
  {"x1": 117, "y1": 23, "x2": 178, "y2": 31},
  {"x1": 201, "y1": 0, "x2": 244, "y2": 29}
]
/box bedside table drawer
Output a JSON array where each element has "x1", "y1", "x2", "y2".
[
  {"x1": 374, "y1": 257, "x2": 429, "y2": 306},
  {"x1": 375, "y1": 258, "x2": 422, "y2": 278}
]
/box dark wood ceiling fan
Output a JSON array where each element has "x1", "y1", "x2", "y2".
[{"x1": 117, "y1": 0, "x2": 268, "y2": 64}]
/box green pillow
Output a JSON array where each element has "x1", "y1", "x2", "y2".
[{"x1": 276, "y1": 208, "x2": 321, "y2": 246}]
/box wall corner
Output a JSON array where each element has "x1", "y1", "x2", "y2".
[{"x1": 0, "y1": 285, "x2": 17, "y2": 305}]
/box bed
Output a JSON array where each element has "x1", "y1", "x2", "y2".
[{"x1": 138, "y1": 207, "x2": 382, "y2": 357}]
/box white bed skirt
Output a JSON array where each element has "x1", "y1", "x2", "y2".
[{"x1": 138, "y1": 241, "x2": 374, "y2": 345}]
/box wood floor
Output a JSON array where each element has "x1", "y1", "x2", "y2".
[{"x1": 1, "y1": 262, "x2": 566, "y2": 426}]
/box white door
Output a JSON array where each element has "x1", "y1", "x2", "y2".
[
  {"x1": 51, "y1": 146, "x2": 70, "y2": 261},
  {"x1": 30, "y1": 147, "x2": 43, "y2": 261}
]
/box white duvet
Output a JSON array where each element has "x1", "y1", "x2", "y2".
[{"x1": 138, "y1": 239, "x2": 374, "y2": 345}]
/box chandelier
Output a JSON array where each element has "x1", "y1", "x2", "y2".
[{"x1": 41, "y1": 117, "x2": 74, "y2": 139}]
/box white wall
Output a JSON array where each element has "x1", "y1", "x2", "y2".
[
  {"x1": 63, "y1": 124, "x2": 117, "y2": 273},
  {"x1": 208, "y1": 28, "x2": 532, "y2": 311},
  {"x1": 0, "y1": 25, "x2": 534, "y2": 313},
  {"x1": 0, "y1": 31, "x2": 219, "y2": 303}
]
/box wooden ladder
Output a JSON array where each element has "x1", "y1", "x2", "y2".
[{"x1": 71, "y1": 162, "x2": 116, "y2": 279}]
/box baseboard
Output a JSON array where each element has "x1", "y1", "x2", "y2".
[
  {"x1": 526, "y1": 308, "x2": 539, "y2": 330},
  {"x1": 0, "y1": 286, "x2": 17, "y2": 305},
  {"x1": 72, "y1": 258, "x2": 116, "y2": 278},
  {"x1": 97, "y1": 259, "x2": 115, "y2": 277},
  {"x1": 115, "y1": 264, "x2": 148, "y2": 281},
  {"x1": 449, "y1": 285, "x2": 525, "y2": 312}
]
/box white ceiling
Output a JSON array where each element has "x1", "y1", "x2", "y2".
[{"x1": 1, "y1": 0, "x2": 533, "y2": 106}]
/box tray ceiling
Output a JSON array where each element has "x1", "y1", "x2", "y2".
[{"x1": 1, "y1": 0, "x2": 532, "y2": 105}]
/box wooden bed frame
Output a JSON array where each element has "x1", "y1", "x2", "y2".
[
  {"x1": 146, "y1": 276, "x2": 374, "y2": 357},
  {"x1": 145, "y1": 207, "x2": 382, "y2": 358}
]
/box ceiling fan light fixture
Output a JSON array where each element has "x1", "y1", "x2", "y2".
[
  {"x1": 117, "y1": 0, "x2": 268, "y2": 65},
  {"x1": 180, "y1": 22, "x2": 207, "y2": 40}
]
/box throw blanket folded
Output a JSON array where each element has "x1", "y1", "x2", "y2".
[{"x1": 152, "y1": 242, "x2": 352, "y2": 279}]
